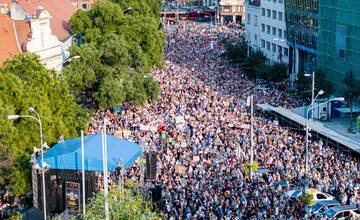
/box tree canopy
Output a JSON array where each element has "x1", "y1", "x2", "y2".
[
  {"x1": 65, "y1": 0, "x2": 163, "y2": 108},
  {"x1": 82, "y1": 181, "x2": 163, "y2": 219},
  {"x1": 0, "y1": 54, "x2": 88, "y2": 196}
]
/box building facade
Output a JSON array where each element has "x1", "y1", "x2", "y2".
[
  {"x1": 26, "y1": 7, "x2": 63, "y2": 71},
  {"x1": 245, "y1": 0, "x2": 288, "y2": 64},
  {"x1": 244, "y1": 0, "x2": 260, "y2": 49},
  {"x1": 220, "y1": 0, "x2": 244, "y2": 24},
  {"x1": 317, "y1": 0, "x2": 360, "y2": 90},
  {"x1": 284, "y1": 0, "x2": 318, "y2": 77}
]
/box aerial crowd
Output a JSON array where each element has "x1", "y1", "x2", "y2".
[{"x1": 88, "y1": 25, "x2": 359, "y2": 219}]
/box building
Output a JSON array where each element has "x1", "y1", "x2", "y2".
[
  {"x1": 220, "y1": 0, "x2": 244, "y2": 24},
  {"x1": 0, "y1": 14, "x2": 22, "y2": 66},
  {"x1": 284, "y1": 0, "x2": 318, "y2": 77},
  {"x1": 245, "y1": 0, "x2": 288, "y2": 64},
  {"x1": 0, "y1": 0, "x2": 94, "y2": 70},
  {"x1": 244, "y1": 0, "x2": 260, "y2": 48},
  {"x1": 317, "y1": 0, "x2": 360, "y2": 91}
]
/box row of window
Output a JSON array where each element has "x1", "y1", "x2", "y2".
[
  {"x1": 266, "y1": 0, "x2": 283, "y2": 3},
  {"x1": 260, "y1": 39, "x2": 289, "y2": 56},
  {"x1": 261, "y1": 8, "x2": 283, "y2": 21},
  {"x1": 261, "y1": 24, "x2": 286, "y2": 39},
  {"x1": 221, "y1": 5, "x2": 244, "y2": 13}
]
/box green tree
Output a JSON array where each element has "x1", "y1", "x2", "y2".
[
  {"x1": 0, "y1": 54, "x2": 88, "y2": 195},
  {"x1": 314, "y1": 68, "x2": 334, "y2": 98},
  {"x1": 341, "y1": 70, "x2": 360, "y2": 130},
  {"x1": 83, "y1": 181, "x2": 163, "y2": 219},
  {"x1": 256, "y1": 62, "x2": 288, "y2": 82},
  {"x1": 66, "y1": 0, "x2": 163, "y2": 108},
  {"x1": 221, "y1": 41, "x2": 248, "y2": 64},
  {"x1": 295, "y1": 72, "x2": 312, "y2": 98},
  {"x1": 240, "y1": 51, "x2": 266, "y2": 79}
]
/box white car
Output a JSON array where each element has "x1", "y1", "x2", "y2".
[
  {"x1": 286, "y1": 188, "x2": 335, "y2": 205},
  {"x1": 323, "y1": 205, "x2": 360, "y2": 219}
]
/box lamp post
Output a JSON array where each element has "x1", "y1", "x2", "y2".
[
  {"x1": 56, "y1": 55, "x2": 81, "y2": 71},
  {"x1": 304, "y1": 71, "x2": 315, "y2": 120},
  {"x1": 8, "y1": 107, "x2": 46, "y2": 220},
  {"x1": 123, "y1": 7, "x2": 132, "y2": 13},
  {"x1": 303, "y1": 94, "x2": 344, "y2": 194}
]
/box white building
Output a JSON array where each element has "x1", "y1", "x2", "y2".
[
  {"x1": 26, "y1": 7, "x2": 63, "y2": 71},
  {"x1": 219, "y1": 0, "x2": 244, "y2": 24},
  {"x1": 245, "y1": 0, "x2": 288, "y2": 64},
  {"x1": 244, "y1": 1, "x2": 260, "y2": 49}
]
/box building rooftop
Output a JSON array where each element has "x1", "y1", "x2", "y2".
[
  {"x1": 0, "y1": 14, "x2": 20, "y2": 67},
  {"x1": 14, "y1": 0, "x2": 78, "y2": 41}
]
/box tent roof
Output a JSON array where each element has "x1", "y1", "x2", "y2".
[{"x1": 36, "y1": 133, "x2": 142, "y2": 172}]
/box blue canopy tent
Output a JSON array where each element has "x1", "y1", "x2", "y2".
[{"x1": 36, "y1": 133, "x2": 142, "y2": 172}]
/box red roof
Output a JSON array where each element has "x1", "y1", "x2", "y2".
[
  {"x1": 14, "y1": 0, "x2": 78, "y2": 41},
  {"x1": 14, "y1": 19, "x2": 30, "y2": 51},
  {"x1": 0, "y1": 14, "x2": 20, "y2": 67}
]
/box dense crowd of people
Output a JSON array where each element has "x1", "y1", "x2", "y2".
[{"x1": 88, "y1": 25, "x2": 360, "y2": 219}]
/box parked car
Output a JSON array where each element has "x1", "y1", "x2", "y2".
[
  {"x1": 307, "y1": 200, "x2": 340, "y2": 215},
  {"x1": 323, "y1": 205, "x2": 360, "y2": 219},
  {"x1": 286, "y1": 188, "x2": 335, "y2": 205}
]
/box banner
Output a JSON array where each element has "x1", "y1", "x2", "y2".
[{"x1": 65, "y1": 182, "x2": 81, "y2": 215}]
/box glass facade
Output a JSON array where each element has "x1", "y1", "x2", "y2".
[
  {"x1": 284, "y1": 0, "x2": 319, "y2": 74},
  {"x1": 317, "y1": 0, "x2": 360, "y2": 90}
]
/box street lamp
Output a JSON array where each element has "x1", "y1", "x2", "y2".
[
  {"x1": 123, "y1": 7, "x2": 132, "y2": 13},
  {"x1": 8, "y1": 107, "x2": 47, "y2": 220},
  {"x1": 56, "y1": 55, "x2": 81, "y2": 70},
  {"x1": 304, "y1": 71, "x2": 316, "y2": 120},
  {"x1": 303, "y1": 95, "x2": 344, "y2": 194}
]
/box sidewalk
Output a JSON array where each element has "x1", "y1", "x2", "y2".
[{"x1": 257, "y1": 104, "x2": 360, "y2": 154}]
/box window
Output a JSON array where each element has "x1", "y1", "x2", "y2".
[
  {"x1": 82, "y1": 3, "x2": 90, "y2": 10},
  {"x1": 316, "y1": 194, "x2": 327, "y2": 200},
  {"x1": 266, "y1": 25, "x2": 270, "y2": 34},
  {"x1": 278, "y1": 29, "x2": 282, "y2": 38},
  {"x1": 277, "y1": 45, "x2": 282, "y2": 53},
  {"x1": 267, "y1": 9, "x2": 271, "y2": 17},
  {"x1": 284, "y1": 48, "x2": 289, "y2": 56},
  {"x1": 284, "y1": 30, "x2": 287, "y2": 40},
  {"x1": 222, "y1": 6, "x2": 231, "y2": 12},
  {"x1": 261, "y1": 24, "x2": 265, "y2": 32},
  {"x1": 278, "y1": 12, "x2": 283, "y2": 21},
  {"x1": 266, "y1": 41, "x2": 270, "y2": 50},
  {"x1": 247, "y1": 13, "x2": 251, "y2": 24},
  {"x1": 272, "y1": 43, "x2": 276, "y2": 52},
  {"x1": 272, "y1": 27, "x2": 276, "y2": 36},
  {"x1": 272, "y1": 10, "x2": 277, "y2": 19},
  {"x1": 254, "y1": 15, "x2": 258, "y2": 26},
  {"x1": 254, "y1": 34, "x2": 258, "y2": 43},
  {"x1": 278, "y1": 0, "x2": 283, "y2": 3},
  {"x1": 334, "y1": 213, "x2": 343, "y2": 218},
  {"x1": 262, "y1": 8, "x2": 265, "y2": 16},
  {"x1": 261, "y1": 39, "x2": 265, "y2": 48},
  {"x1": 343, "y1": 211, "x2": 350, "y2": 217}
]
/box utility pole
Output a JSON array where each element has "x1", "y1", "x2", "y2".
[
  {"x1": 250, "y1": 95, "x2": 254, "y2": 179},
  {"x1": 311, "y1": 71, "x2": 315, "y2": 120}
]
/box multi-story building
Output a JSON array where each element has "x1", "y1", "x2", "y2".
[
  {"x1": 317, "y1": 0, "x2": 360, "y2": 91},
  {"x1": 220, "y1": 0, "x2": 244, "y2": 24},
  {"x1": 0, "y1": 0, "x2": 95, "y2": 70},
  {"x1": 284, "y1": 0, "x2": 318, "y2": 77},
  {"x1": 245, "y1": 0, "x2": 288, "y2": 64},
  {"x1": 244, "y1": 0, "x2": 260, "y2": 49}
]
